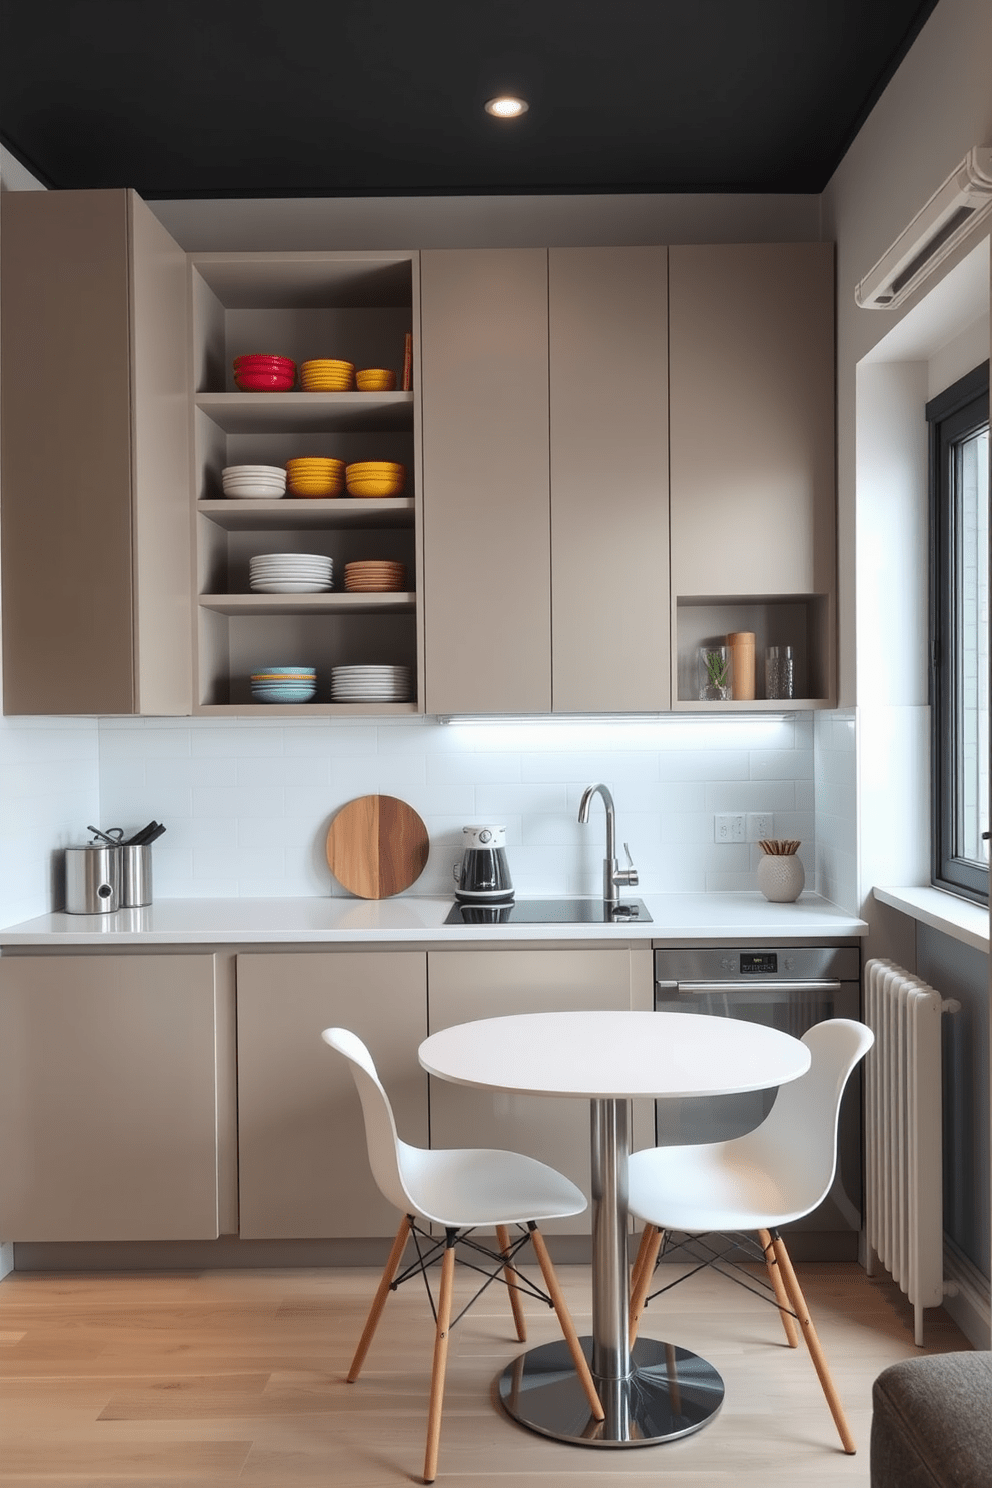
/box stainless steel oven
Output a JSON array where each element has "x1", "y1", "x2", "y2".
[{"x1": 654, "y1": 944, "x2": 862, "y2": 1254}]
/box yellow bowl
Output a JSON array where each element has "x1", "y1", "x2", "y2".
[
  {"x1": 355, "y1": 368, "x2": 397, "y2": 391},
  {"x1": 301, "y1": 359, "x2": 354, "y2": 372},
  {"x1": 345, "y1": 476, "x2": 405, "y2": 498},
  {"x1": 286, "y1": 458, "x2": 345, "y2": 471},
  {"x1": 287, "y1": 478, "x2": 344, "y2": 498},
  {"x1": 346, "y1": 460, "x2": 406, "y2": 475}
]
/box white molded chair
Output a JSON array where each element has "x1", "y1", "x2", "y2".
[
  {"x1": 322, "y1": 1027, "x2": 603, "y2": 1482},
  {"x1": 627, "y1": 1017, "x2": 874, "y2": 1456}
]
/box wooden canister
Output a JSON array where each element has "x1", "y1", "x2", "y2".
[{"x1": 727, "y1": 631, "x2": 756, "y2": 700}]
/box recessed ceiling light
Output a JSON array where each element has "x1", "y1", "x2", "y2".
[{"x1": 485, "y1": 96, "x2": 529, "y2": 119}]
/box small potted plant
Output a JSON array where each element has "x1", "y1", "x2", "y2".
[{"x1": 698, "y1": 644, "x2": 732, "y2": 702}]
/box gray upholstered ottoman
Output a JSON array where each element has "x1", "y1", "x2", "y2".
[{"x1": 870, "y1": 1352, "x2": 992, "y2": 1487}]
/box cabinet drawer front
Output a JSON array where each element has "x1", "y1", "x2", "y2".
[
  {"x1": 236, "y1": 950, "x2": 428, "y2": 1239},
  {"x1": 0, "y1": 954, "x2": 219, "y2": 1242}
]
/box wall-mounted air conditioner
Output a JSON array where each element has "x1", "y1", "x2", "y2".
[{"x1": 855, "y1": 146, "x2": 992, "y2": 310}]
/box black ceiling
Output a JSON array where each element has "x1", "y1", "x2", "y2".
[{"x1": 1, "y1": 0, "x2": 940, "y2": 199}]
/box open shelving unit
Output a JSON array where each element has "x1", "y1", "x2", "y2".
[
  {"x1": 189, "y1": 251, "x2": 423, "y2": 715},
  {"x1": 673, "y1": 594, "x2": 832, "y2": 710}
]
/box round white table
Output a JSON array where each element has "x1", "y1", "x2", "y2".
[{"x1": 419, "y1": 1009, "x2": 811, "y2": 1448}]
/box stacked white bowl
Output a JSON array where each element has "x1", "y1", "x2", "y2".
[
  {"x1": 249, "y1": 553, "x2": 333, "y2": 593},
  {"x1": 330, "y1": 664, "x2": 412, "y2": 701},
  {"x1": 221, "y1": 464, "x2": 287, "y2": 499}
]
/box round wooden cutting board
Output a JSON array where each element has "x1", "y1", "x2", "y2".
[{"x1": 325, "y1": 795, "x2": 430, "y2": 899}]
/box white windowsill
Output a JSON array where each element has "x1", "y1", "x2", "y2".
[{"x1": 872, "y1": 885, "x2": 989, "y2": 955}]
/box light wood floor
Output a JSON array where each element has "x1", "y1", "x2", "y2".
[{"x1": 0, "y1": 1259, "x2": 972, "y2": 1486}]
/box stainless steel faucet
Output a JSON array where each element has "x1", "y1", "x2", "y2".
[{"x1": 577, "y1": 783, "x2": 639, "y2": 906}]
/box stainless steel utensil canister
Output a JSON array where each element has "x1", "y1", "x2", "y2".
[
  {"x1": 120, "y1": 844, "x2": 153, "y2": 908},
  {"x1": 64, "y1": 845, "x2": 120, "y2": 914}
]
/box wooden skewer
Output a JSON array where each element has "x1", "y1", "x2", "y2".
[{"x1": 759, "y1": 839, "x2": 801, "y2": 855}]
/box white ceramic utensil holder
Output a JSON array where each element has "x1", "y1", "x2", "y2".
[{"x1": 757, "y1": 853, "x2": 805, "y2": 903}]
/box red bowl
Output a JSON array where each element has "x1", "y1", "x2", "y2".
[
  {"x1": 234, "y1": 372, "x2": 296, "y2": 392},
  {"x1": 233, "y1": 353, "x2": 295, "y2": 369}
]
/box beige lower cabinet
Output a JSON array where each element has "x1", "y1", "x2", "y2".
[
  {"x1": 426, "y1": 947, "x2": 655, "y2": 1234},
  {"x1": 236, "y1": 950, "x2": 428, "y2": 1239},
  {"x1": 0, "y1": 953, "x2": 219, "y2": 1241}
]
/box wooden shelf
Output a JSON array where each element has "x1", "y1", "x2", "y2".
[
  {"x1": 198, "y1": 592, "x2": 416, "y2": 617},
  {"x1": 195, "y1": 391, "x2": 414, "y2": 433}
]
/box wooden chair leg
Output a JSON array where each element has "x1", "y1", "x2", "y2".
[
  {"x1": 528, "y1": 1225, "x2": 604, "y2": 1421},
  {"x1": 629, "y1": 1224, "x2": 664, "y2": 1346},
  {"x1": 348, "y1": 1214, "x2": 411, "y2": 1382},
  {"x1": 629, "y1": 1223, "x2": 653, "y2": 1302},
  {"x1": 496, "y1": 1223, "x2": 527, "y2": 1342},
  {"x1": 759, "y1": 1227, "x2": 800, "y2": 1348},
  {"x1": 771, "y1": 1234, "x2": 856, "y2": 1455},
  {"x1": 424, "y1": 1236, "x2": 457, "y2": 1484}
]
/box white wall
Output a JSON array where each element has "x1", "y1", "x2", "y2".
[
  {"x1": 820, "y1": 0, "x2": 992, "y2": 1327},
  {"x1": 97, "y1": 713, "x2": 814, "y2": 899}
]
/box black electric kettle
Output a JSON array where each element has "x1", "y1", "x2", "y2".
[{"x1": 452, "y1": 824, "x2": 514, "y2": 902}]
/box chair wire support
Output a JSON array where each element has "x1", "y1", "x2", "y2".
[
  {"x1": 390, "y1": 1218, "x2": 555, "y2": 1334},
  {"x1": 643, "y1": 1228, "x2": 798, "y2": 1321}
]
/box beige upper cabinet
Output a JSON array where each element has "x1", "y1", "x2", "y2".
[
  {"x1": 0, "y1": 953, "x2": 220, "y2": 1242},
  {"x1": 420, "y1": 247, "x2": 671, "y2": 714},
  {"x1": 1, "y1": 189, "x2": 191, "y2": 715},
  {"x1": 549, "y1": 247, "x2": 670, "y2": 712},
  {"x1": 668, "y1": 243, "x2": 836, "y2": 706},
  {"x1": 420, "y1": 249, "x2": 552, "y2": 714},
  {"x1": 669, "y1": 242, "x2": 835, "y2": 600}
]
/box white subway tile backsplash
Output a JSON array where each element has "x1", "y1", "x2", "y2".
[
  {"x1": 0, "y1": 715, "x2": 99, "y2": 924},
  {"x1": 427, "y1": 751, "x2": 522, "y2": 785},
  {"x1": 520, "y1": 751, "x2": 660, "y2": 784},
  {"x1": 0, "y1": 710, "x2": 838, "y2": 913},
  {"x1": 236, "y1": 754, "x2": 330, "y2": 788},
  {"x1": 749, "y1": 748, "x2": 814, "y2": 781}
]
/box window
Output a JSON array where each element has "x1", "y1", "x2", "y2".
[{"x1": 928, "y1": 360, "x2": 990, "y2": 902}]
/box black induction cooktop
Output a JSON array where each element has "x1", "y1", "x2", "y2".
[{"x1": 444, "y1": 897, "x2": 652, "y2": 926}]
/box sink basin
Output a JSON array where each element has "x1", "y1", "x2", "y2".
[{"x1": 444, "y1": 897, "x2": 652, "y2": 926}]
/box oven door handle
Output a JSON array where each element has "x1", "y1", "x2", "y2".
[{"x1": 660, "y1": 978, "x2": 843, "y2": 996}]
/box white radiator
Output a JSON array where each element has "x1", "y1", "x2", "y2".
[{"x1": 863, "y1": 958, "x2": 956, "y2": 1345}]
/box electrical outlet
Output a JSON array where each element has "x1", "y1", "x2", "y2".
[
  {"x1": 714, "y1": 813, "x2": 746, "y2": 843},
  {"x1": 747, "y1": 812, "x2": 774, "y2": 842}
]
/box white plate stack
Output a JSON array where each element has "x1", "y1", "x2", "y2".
[
  {"x1": 330, "y1": 665, "x2": 413, "y2": 702},
  {"x1": 221, "y1": 464, "x2": 287, "y2": 499},
  {"x1": 249, "y1": 553, "x2": 333, "y2": 593}
]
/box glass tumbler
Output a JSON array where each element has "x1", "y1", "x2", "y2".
[
  {"x1": 698, "y1": 644, "x2": 732, "y2": 702},
  {"x1": 765, "y1": 644, "x2": 794, "y2": 700}
]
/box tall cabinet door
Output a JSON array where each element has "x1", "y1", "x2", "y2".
[
  {"x1": 420, "y1": 249, "x2": 551, "y2": 714},
  {"x1": 669, "y1": 242, "x2": 835, "y2": 599},
  {"x1": 236, "y1": 951, "x2": 428, "y2": 1239},
  {"x1": 0, "y1": 954, "x2": 219, "y2": 1241},
  {"x1": 0, "y1": 189, "x2": 191, "y2": 716},
  {"x1": 549, "y1": 248, "x2": 670, "y2": 711}
]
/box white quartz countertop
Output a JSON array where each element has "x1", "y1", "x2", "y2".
[{"x1": 0, "y1": 892, "x2": 866, "y2": 947}]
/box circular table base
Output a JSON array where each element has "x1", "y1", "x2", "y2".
[{"x1": 498, "y1": 1335, "x2": 724, "y2": 1447}]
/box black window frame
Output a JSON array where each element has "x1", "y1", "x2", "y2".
[{"x1": 927, "y1": 359, "x2": 990, "y2": 903}]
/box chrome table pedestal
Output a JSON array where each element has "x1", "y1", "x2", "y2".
[{"x1": 498, "y1": 1098, "x2": 724, "y2": 1446}]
